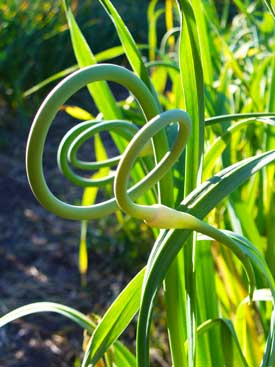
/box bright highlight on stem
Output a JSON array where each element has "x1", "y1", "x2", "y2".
[
  {"x1": 25, "y1": 60, "x2": 275, "y2": 367},
  {"x1": 26, "y1": 60, "x2": 258, "y2": 322},
  {"x1": 26, "y1": 64, "x2": 161, "y2": 220},
  {"x1": 113, "y1": 110, "x2": 256, "y2": 301}
]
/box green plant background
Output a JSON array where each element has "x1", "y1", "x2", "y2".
[{"x1": 1, "y1": 0, "x2": 275, "y2": 366}]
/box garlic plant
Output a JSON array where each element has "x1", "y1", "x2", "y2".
[{"x1": 2, "y1": 1, "x2": 275, "y2": 366}]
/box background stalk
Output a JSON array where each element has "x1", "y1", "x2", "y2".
[{"x1": 176, "y1": 1, "x2": 205, "y2": 365}]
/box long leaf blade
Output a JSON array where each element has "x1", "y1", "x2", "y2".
[
  {"x1": 137, "y1": 150, "x2": 275, "y2": 367},
  {"x1": 0, "y1": 302, "x2": 95, "y2": 333},
  {"x1": 65, "y1": 6, "x2": 122, "y2": 119},
  {"x1": 197, "y1": 318, "x2": 248, "y2": 366},
  {"x1": 82, "y1": 268, "x2": 145, "y2": 366},
  {"x1": 98, "y1": 0, "x2": 152, "y2": 91},
  {"x1": 176, "y1": 2, "x2": 205, "y2": 365}
]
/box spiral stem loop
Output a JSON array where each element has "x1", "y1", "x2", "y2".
[
  {"x1": 26, "y1": 64, "x2": 164, "y2": 220},
  {"x1": 57, "y1": 119, "x2": 138, "y2": 188},
  {"x1": 114, "y1": 109, "x2": 192, "y2": 222},
  {"x1": 26, "y1": 62, "x2": 256, "y2": 342}
]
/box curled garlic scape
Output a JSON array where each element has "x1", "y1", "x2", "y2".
[
  {"x1": 26, "y1": 64, "x2": 161, "y2": 220},
  {"x1": 26, "y1": 63, "x2": 255, "y2": 299},
  {"x1": 26, "y1": 63, "x2": 190, "y2": 223}
]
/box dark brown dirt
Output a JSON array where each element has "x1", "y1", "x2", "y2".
[
  {"x1": 0, "y1": 113, "x2": 143, "y2": 367},
  {"x1": 0, "y1": 96, "x2": 172, "y2": 366}
]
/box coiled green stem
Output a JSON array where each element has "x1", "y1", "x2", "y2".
[
  {"x1": 114, "y1": 109, "x2": 192, "y2": 223},
  {"x1": 57, "y1": 119, "x2": 138, "y2": 187},
  {"x1": 26, "y1": 64, "x2": 172, "y2": 220},
  {"x1": 114, "y1": 110, "x2": 255, "y2": 305},
  {"x1": 26, "y1": 62, "x2": 257, "y2": 367}
]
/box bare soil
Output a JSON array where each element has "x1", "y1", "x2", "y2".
[{"x1": 0, "y1": 114, "x2": 143, "y2": 367}]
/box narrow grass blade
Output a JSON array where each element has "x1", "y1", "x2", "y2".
[
  {"x1": 137, "y1": 150, "x2": 275, "y2": 367},
  {"x1": 137, "y1": 224, "x2": 258, "y2": 367},
  {"x1": 204, "y1": 118, "x2": 275, "y2": 179},
  {"x1": 23, "y1": 46, "x2": 129, "y2": 97},
  {"x1": 196, "y1": 240, "x2": 223, "y2": 366},
  {"x1": 79, "y1": 220, "x2": 88, "y2": 278},
  {"x1": 113, "y1": 342, "x2": 136, "y2": 367},
  {"x1": 182, "y1": 150, "x2": 275, "y2": 220},
  {"x1": 235, "y1": 290, "x2": 273, "y2": 365},
  {"x1": 264, "y1": 55, "x2": 275, "y2": 275},
  {"x1": 228, "y1": 200, "x2": 266, "y2": 252},
  {"x1": 222, "y1": 231, "x2": 275, "y2": 297},
  {"x1": 148, "y1": 0, "x2": 164, "y2": 61},
  {"x1": 176, "y1": 0, "x2": 204, "y2": 190},
  {"x1": 264, "y1": 0, "x2": 275, "y2": 19},
  {"x1": 261, "y1": 308, "x2": 275, "y2": 367},
  {"x1": 0, "y1": 301, "x2": 136, "y2": 365},
  {"x1": 197, "y1": 318, "x2": 248, "y2": 366},
  {"x1": 165, "y1": 0, "x2": 175, "y2": 48},
  {"x1": 61, "y1": 105, "x2": 95, "y2": 120},
  {"x1": 98, "y1": 0, "x2": 152, "y2": 91},
  {"x1": 220, "y1": 231, "x2": 275, "y2": 298},
  {"x1": 200, "y1": 0, "x2": 219, "y2": 28},
  {"x1": 82, "y1": 268, "x2": 145, "y2": 366},
  {"x1": 164, "y1": 254, "x2": 188, "y2": 367},
  {"x1": 96, "y1": 1, "x2": 175, "y2": 206},
  {"x1": 0, "y1": 302, "x2": 95, "y2": 333},
  {"x1": 23, "y1": 65, "x2": 78, "y2": 97},
  {"x1": 205, "y1": 113, "x2": 275, "y2": 126},
  {"x1": 176, "y1": 2, "x2": 204, "y2": 365},
  {"x1": 191, "y1": 0, "x2": 213, "y2": 85},
  {"x1": 65, "y1": 5, "x2": 122, "y2": 119},
  {"x1": 95, "y1": 45, "x2": 125, "y2": 62},
  {"x1": 149, "y1": 64, "x2": 168, "y2": 97},
  {"x1": 79, "y1": 134, "x2": 110, "y2": 277}
]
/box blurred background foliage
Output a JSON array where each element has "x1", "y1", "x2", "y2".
[
  {"x1": 1, "y1": 1, "x2": 275, "y2": 365},
  {"x1": 0, "y1": 0, "x2": 241, "y2": 128},
  {"x1": 0, "y1": 0, "x2": 150, "y2": 124}
]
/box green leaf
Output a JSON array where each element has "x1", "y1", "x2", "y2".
[
  {"x1": 0, "y1": 302, "x2": 95, "y2": 333},
  {"x1": 23, "y1": 44, "x2": 150, "y2": 97},
  {"x1": 262, "y1": 308, "x2": 275, "y2": 367},
  {"x1": 176, "y1": 0, "x2": 204, "y2": 191},
  {"x1": 176, "y1": 2, "x2": 205, "y2": 365},
  {"x1": 148, "y1": 0, "x2": 164, "y2": 61},
  {"x1": 228, "y1": 200, "x2": 266, "y2": 252},
  {"x1": 191, "y1": 0, "x2": 213, "y2": 85},
  {"x1": 137, "y1": 150, "x2": 275, "y2": 367},
  {"x1": 264, "y1": 0, "x2": 275, "y2": 19},
  {"x1": 165, "y1": 0, "x2": 176, "y2": 48},
  {"x1": 96, "y1": 2, "x2": 175, "y2": 208},
  {"x1": 23, "y1": 46, "x2": 130, "y2": 97},
  {"x1": 82, "y1": 268, "x2": 145, "y2": 366},
  {"x1": 0, "y1": 301, "x2": 136, "y2": 366},
  {"x1": 98, "y1": 0, "x2": 152, "y2": 91},
  {"x1": 79, "y1": 134, "x2": 110, "y2": 276},
  {"x1": 204, "y1": 118, "x2": 275, "y2": 179},
  {"x1": 235, "y1": 289, "x2": 274, "y2": 365},
  {"x1": 65, "y1": 6, "x2": 122, "y2": 119},
  {"x1": 62, "y1": 105, "x2": 95, "y2": 120},
  {"x1": 195, "y1": 240, "x2": 223, "y2": 366},
  {"x1": 197, "y1": 318, "x2": 248, "y2": 366},
  {"x1": 95, "y1": 45, "x2": 125, "y2": 62},
  {"x1": 205, "y1": 113, "x2": 275, "y2": 126},
  {"x1": 79, "y1": 220, "x2": 88, "y2": 277},
  {"x1": 113, "y1": 342, "x2": 136, "y2": 367},
  {"x1": 220, "y1": 230, "x2": 275, "y2": 296},
  {"x1": 23, "y1": 65, "x2": 78, "y2": 97}
]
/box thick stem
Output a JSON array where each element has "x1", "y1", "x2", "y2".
[{"x1": 26, "y1": 64, "x2": 172, "y2": 220}]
